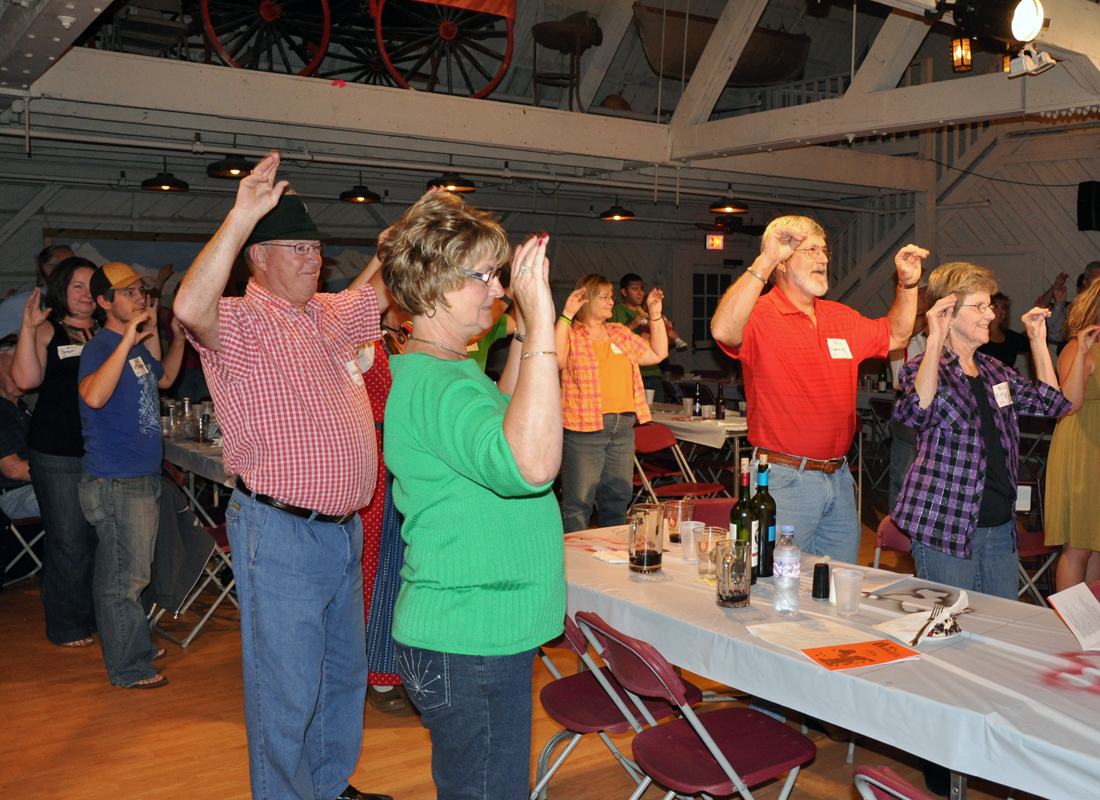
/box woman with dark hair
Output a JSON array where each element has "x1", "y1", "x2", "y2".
[
  {"x1": 977, "y1": 291, "x2": 1029, "y2": 369},
  {"x1": 12, "y1": 257, "x2": 100, "y2": 647}
]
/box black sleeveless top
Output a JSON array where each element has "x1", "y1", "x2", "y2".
[{"x1": 27, "y1": 318, "x2": 98, "y2": 458}]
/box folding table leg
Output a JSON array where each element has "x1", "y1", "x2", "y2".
[{"x1": 950, "y1": 772, "x2": 967, "y2": 800}]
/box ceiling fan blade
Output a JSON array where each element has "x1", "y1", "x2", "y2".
[{"x1": 695, "y1": 222, "x2": 725, "y2": 232}]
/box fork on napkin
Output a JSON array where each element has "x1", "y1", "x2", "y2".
[{"x1": 873, "y1": 591, "x2": 969, "y2": 647}]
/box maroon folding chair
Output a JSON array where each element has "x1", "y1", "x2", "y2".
[
  {"x1": 690, "y1": 498, "x2": 735, "y2": 530},
  {"x1": 854, "y1": 766, "x2": 936, "y2": 800},
  {"x1": 531, "y1": 615, "x2": 704, "y2": 800},
  {"x1": 1016, "y1": 464, "x2": 1058, "y2": 606},
  {"x1": 576, "y1": 611, "x2": 815, "y2": 800},
  {"x1": 633, "y1": 423, "x2": 724, "y2": 504},
  {"x1": 873, "y1": 516, "x2": 911, "y2": 569}
]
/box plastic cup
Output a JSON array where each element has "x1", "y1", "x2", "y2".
[
  {"x1": 833, "y1": 569, "x2": 864, "y2": 616},
  {"x1": 680, "y1": 521, "x2": 703, "y2": 562},
  {"x1": 661, "y1": 500, "x2": 694, "y2": 544},
  {"x1": 645, "y1": 389, "x2": 656, "y2": 405},
  {"x1": 628, "y1": 503, "x2": 663, "y2": 574},
  {"x1": 682, "y1": 398, "x2": 693, "y2": 416},
  {"x1": 696, "y1": 526, "x2": 729, "y2": 576},
  {"x1": 716, "y1": 540, "x2": 750, "y2": 608},
  {"x1": 160, "y1": 416, "x2": 171, "y2": 438},
  {"x1": 702, "y1": 405, "x2": 715, "y2": 419}
]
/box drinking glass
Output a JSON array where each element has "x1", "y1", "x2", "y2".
[
  {"x1": 661, "y1": 500, "x2": 694, "y2": 544},
  {"x1": 681, "y1": 398, "x2": 693, "y2": 416},
  {"x1": 680, "y1": 521, "x2": 703, "y2": 562},
  {"x1": 628, "y1": 503, "x2": 663, "y2": 574},
  {"x1": 716, "y1": 540, "x2": 750, "y2": 608},
  {"x1": 833, "y1": 569, "x2": 864, "y2": 616},
  {"x1": 696, "y1": 526, "x2": 729, "y2": 576}
]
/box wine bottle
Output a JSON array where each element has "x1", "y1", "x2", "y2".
[
  {"x1": 752, "y1": 454, "x2": 776, "y2": 578},
  {"x1": 715, "y1": 383, "x2": 726, "y2": 420},
  {"x1": 692, "y1": 383, "x2": 702, "y2": 417},
  {"x1": 730, "y1": 457, "x2": 758, "y2": 584}
]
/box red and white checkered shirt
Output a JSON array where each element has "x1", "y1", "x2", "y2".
[
  {"x1": 561, "y1": 323, "x2": 652, "y2": 432},
  {"x1": 186, "y1": 280, "x2": 381, "y2": 515}
]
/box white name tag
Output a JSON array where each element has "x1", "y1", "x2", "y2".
[
  {"x1": 992, "y1": 381, "x2": 1013, "y2": 408},
  {"x1": 610, "y1": 343, "x2": 623, "y2": 355},
  {"x1": 57, "y1": 344, "x2": 83, "y2": 359},
  {"x1": 356, "y1": 342, "x2": 375, "y2": 373},
  {"x1": 345, "y1": 360, "x2": 365, "y2": 387},
  {"x1": 129, "y1": 357, "x2": 149, "y2": 377},
  {"x1": 827, "y1": 338, "x2": 852, "y2": 359}
]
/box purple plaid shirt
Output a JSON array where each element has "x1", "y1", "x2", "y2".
[{"x1": 891, "y1": 349, "x2": 1070, "y2": 558}]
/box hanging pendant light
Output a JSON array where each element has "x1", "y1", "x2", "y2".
[
  {"x1": 599, "y1": 199, "x2": 635, "y2": 221},
  {"x1": 141, "y1": 157, "x2": 189, "y2": 192},
  {"x1": 951, "y1": 37, "x2": 973, "y2": 72},
  {"x1": 340, "y1": 172, "x2": 382, "y2": 203},
  {"x1": 426, "y1": 172, "x2": 476, "y2": 193},
  {"x1": 708, "y1": 196, "x2": 749, "y2": 215},
  {"x1": 207, "y1": 154, "x2": 255, "y2": 179}
]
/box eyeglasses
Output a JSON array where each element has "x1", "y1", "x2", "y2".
[
  {"x1": 597, "y1": 294, "x2": 615, "y2": 302},
  {"x1": 458, "y1": 267, "x2": 503, "y2": 285},
  {"x1": 961, "y1": 303, "x2": 994, "y2": 314},
  {"x1": 794, "y1": 245, "x2": 831, "y2": 260},
  {"x1": 263, "y1": 242, "x2": 326, "y2": 257}
]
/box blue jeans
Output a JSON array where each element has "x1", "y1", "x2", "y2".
[
  {"x1": 395, "y1": 643, "x2": 537, "y2": 800},
  {"x1": 888, "y1": 420, "x2": 918, "y2": 511},
  {"x1": 759, "y1": 458, "x2": 861, "y2": 564},
  {"x1": 78, "y1": 473, "x2": 161, "y2": 687},
  {"x1": 30, "y1": 450, "x2": 98, "y2": 645},
  {"x1": 226, "y1": 488, "x2": 368, "y2": 800},
  {"x1": 561, "y1": 413, "x2": 636, "y2": 533},
  {"x1": 0, "y1": 483, "x2": 39, "y2": 519},
  {"x1": 910, "y1": 519, "x2": 1018, "y2": 600}
]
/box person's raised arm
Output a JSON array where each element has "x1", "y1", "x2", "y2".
[
  {"x1": 12, "y1": 288, "x2": 49, "y2": 391},
  {"x1": 174, "y1": 151, "x2": 289, "y2": 350},
  {"x1": 79, "y1": 311, "x2": 153, "y2": 409},
  {"x1": 886, "y1": 244, "x2": 928, "y2": 351},
  {"x1": 710, "y1": 226, "x2": 804, "y2": 348},
  {"x1": 1021, "y1": 307, "x2": 1059, "y2": 389},
  {"x1": 1057, "y1": 327, "x2": 1100, "y2": 415},
  {"x1": 555, "y1": 288, "x2": 586, "y2": 372},
  {"x1": 158, "y1": 316, "x2": 187, "y2": 389},
  {"x1": 915, "y1": 295, "x2": 955, "y2": 409},
  {"x1": 1035, "y1": 272, "x2": 1069, "y2": 309},
  {"x1": 502, "y1": 236, "x2": 562, "y2": 486},
  {"x1": 637, "y1": 289, "x2": 668, "y2": 365}
]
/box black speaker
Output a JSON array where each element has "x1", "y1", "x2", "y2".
[{"x1": 1078, "y1": 181, "x2": 1100, "y2": 231}]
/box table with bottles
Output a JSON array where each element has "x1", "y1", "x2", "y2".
[{"x1": 564, "y1": 526, "x2": 1100, "y2": 800}]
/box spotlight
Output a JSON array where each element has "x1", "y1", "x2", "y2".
[
  {"x1": 206, "y1": 154, "x2": 255, "y2": 179},
  {"x1": 951, "y1": 0, "x2": 1045, "y2": 44},
  {"x1": 1008, "y1": 44, "x2": 1056, "y2": 77},
  {"x1": 426, "y1": 172, "x2": 475, "y2": 192},
  {"x1": 599, "y1": 203, "x2": 635, "y2": 221},
  {"x1": 141, "y1": 158, "x2": 188, "y2": 192}
]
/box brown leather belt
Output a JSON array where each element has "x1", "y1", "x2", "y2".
[{"x1": 754, "y1": 447, "x2": 847, "y2": 474}]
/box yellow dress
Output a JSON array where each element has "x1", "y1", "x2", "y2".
[{"x1": 1045, "y1": 345, "x2": 1100, "y2": 549}]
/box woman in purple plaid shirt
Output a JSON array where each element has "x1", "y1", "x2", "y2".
[{"x1": 892, "y1": 262, "x2": 1079, "y2": 599}]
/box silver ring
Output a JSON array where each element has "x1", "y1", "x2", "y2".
[{"x1": 521, "y1": 266, "x2": 531, "y2": 274}]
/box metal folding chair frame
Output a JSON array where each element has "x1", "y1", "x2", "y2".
[{"x1": 3, "y1": 515, "x2": 44, "y2": 588}]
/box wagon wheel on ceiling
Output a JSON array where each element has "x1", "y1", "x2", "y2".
[
  {"x1": 375, "y1": 0, "x2": 513, "y2": 99},
  {"x1": 201, "y1": 0, "x2": 331, "y2": 76},
  {"x1": 315, "y1": 0, "x2": 399, "y2": 86}
]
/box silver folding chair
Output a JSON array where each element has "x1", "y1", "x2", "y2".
[{"x1": 3, "y1": 514, "x2": 44, "y2": 588}]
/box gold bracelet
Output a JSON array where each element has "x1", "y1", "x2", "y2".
[{"x1": 521, "y1": 350, "x2": 556, "y2": 360}]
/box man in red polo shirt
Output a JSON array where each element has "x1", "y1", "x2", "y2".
[{"x1": 711, "y1": 215, "x2": 926, "y2": 563}]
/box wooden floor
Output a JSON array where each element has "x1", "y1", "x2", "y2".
[{"x1": 0, "y1": 494, "x2": 1029, "y2": 800}]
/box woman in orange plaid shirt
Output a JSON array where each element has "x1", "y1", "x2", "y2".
[{"x1": 556, "y1": 273, "x2": 668, "y2": 532}]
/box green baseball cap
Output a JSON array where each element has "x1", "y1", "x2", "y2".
[{"x1": 244, "y1": 192, "x2": 331, "y2": 248}]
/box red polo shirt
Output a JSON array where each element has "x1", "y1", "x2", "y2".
[{"x1": 719, "y1": 286, "x2": 890, "y2": 461}]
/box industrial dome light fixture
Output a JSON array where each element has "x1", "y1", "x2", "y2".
[
  {"x1": 340, "y1": 172, "x2": 382, "y2": 204},
  {"x1": 936, "y1": 0, "x2": 1046, "y2": 45},
  {"x1": 207, "y1": 154, "x2": 255, "y2": 179},
  {"x1": 708, "y1": 196, "x2": 749, "y2": 215},
  {"x1": 599, "y1": 199, "x2": 635, "y2": 221},
  {"x1": 426, "y1": 172, "x2": 476, "y2": 192},
  {"x1": 141, "y1": 158, "x2": 189, "y2": 192}
]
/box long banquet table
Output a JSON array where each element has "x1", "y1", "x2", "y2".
[{"x1": 565, "y1": 527, "x2": 1100, "y2": 800}]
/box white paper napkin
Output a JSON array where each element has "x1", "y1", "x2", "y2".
[
  {"x1": 593, "y1": 550, "x2": 630, "y2": 565},
  {"x1": 873, "y1": 591, "x2": 969, "y2": 646}
]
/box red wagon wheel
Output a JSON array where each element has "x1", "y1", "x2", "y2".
[
  {"x1": 375, "y1": 0, "x2": 513, "y2": 99},
  {"x1": 201, "y1": 0, "x2": 331, "y2": 76}
]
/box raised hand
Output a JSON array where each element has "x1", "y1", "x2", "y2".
[
  {"x1": 234, "y1": 151, "x2": 289, "y2": 223},
  {"x1": 20, "y1": 287, "x2": 49, "y2": 330},
  {"x1": 563, "y1": 288, "x2": 588, "y2": 320},
  {"x1": 155, "y1": 263, "x2": 174, "y2": 290},
  {"x1": 895, "y1": 244, "x2": 928, "y2": 286},
  {"x1": 509, "y1": 234, "x2": 553, "y2": 326},
  {"x1": 761, "y1": 226, "x2": 805, "y2": 267},
  {"x1": 1077, "y1": 324, "x2": 1100, "y2": 352},
  {"x1": 122, "y1": 310, "x2": 154, "y2": 348},
  {"x1": 645, "y1": 288, "x2": 664, "y2": 320},
  {"x1": 1053, "y1": 272, "x2": 1069, "y2": 303},
  {"x1": 926, "y1": 294, "x2": 957, "y2": 342},
  {"x1": 1021, "y1": 306, "x2": 1051, "y2": 342}
]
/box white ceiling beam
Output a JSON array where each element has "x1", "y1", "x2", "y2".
[
  {"x1": 698, "y1": 147, "x2": 936, "y2": 192},
  {"x1": 845, "y1": 11, "x2": 931, "y2": 96},
  {"x1": 571, "y1": 0, "x2": 636, "y2": 111},
  {"x1": 671, "y1": 62, "x2": 1100, "y2": 161},
  {"x1": 0, "y1": 183, "x2": 60, "y2": 246},
  {"x1": 670, "y1": 0, "x2": 770, "y2": 127}
]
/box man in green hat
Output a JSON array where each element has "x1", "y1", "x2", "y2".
[{"x1": 175, "y1": 151, "x2": 394, "y2": 800}]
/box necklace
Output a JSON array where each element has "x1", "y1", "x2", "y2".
[{"x1": 408, "y1": 335, "x2": 469, "y2": 359}]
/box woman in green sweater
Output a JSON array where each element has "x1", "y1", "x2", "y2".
[{"x1": 381, "y1": 192, "x2": 564, "y2": 800}]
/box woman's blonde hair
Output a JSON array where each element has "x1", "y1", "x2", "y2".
[
  {"x1": 926, "y1": 262, "x2": 998, "y2": 314},
  {"x1": 1065, "y1": 278, "x2": 1100, "y2": 339},
  {"x1": 759, "y1": 215, "x2": 826, "y2": 255},
  {"x1": 380, "y1": 192, "x2": 511, "y2": 315},
  {"x1": 573, "y1": 273, "x2": 614, "y2": 324}
]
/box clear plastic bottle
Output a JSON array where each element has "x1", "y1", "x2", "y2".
[{"x1": 772, "y1": 526, "x2": 801, "y2": 615}]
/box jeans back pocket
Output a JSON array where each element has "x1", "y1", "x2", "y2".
[{"x1": 395, "y1": 644, "x2": 451, "y2": 713}]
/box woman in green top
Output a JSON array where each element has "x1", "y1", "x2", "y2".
[{"x1": 381, "y1": 192, "x2": 564, "y2": 800}]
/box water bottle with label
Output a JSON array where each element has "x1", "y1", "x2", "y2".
[{"x1": 772, "y1": 525, "x2": 801, "y2": 615}]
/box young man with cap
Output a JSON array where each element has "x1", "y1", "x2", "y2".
[
  {"x1": 77, "y1": 262, "x2": 184, "y2": 688},
  {"x1": 174, "y1": 152, "x2": 394, "y2": 800}
]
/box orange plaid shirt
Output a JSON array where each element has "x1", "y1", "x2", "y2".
[{"x1": 562, "y1": 323, "x2": 652, "y2": 432}]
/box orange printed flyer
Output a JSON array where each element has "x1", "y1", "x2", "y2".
[{"x1": 801, "y1": 639, "x2": 921, "y2": 671}]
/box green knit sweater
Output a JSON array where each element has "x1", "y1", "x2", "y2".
[{"x1": 385, "y1": 354, "x2": 565, "y2": 656}]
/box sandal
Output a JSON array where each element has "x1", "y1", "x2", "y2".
[
  {"x1": 58, "y1": 637, "x2": 94, "y2": 648},
  {"x1": 128, "y1": 675, "x2": 168, "y2": 690},
  {"x1": 149, "y1": 647, "x2": 167, "y2": 662}
]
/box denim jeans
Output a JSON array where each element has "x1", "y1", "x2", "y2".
[
  {"x1": 888, "y1": 419, "x2": 918, "y2": 511},
  {"x1": 561, "y1": 413, "x2": 636, "y2": 533},
  {"x1": 30, "y1": 450, "x2": 98, "y2": 645},
  {"x1": 910, "y1": 519, "x2": 1018, "y2": 600},
  {"x1": 78, "y1": 473, "x2": 161, "y2": 686},
  {"x1": 226, "y1": 488, "x2": 368, "y2": 800},
  {"x1": 758, "y1": 458, "x2": 861, "y2": 564},
  {"x1": 0, "y1": 483, "x2": 39, "y2": 519},
  {"x1": 394, "y1": 643, "x2": 537, "y2": 800}
]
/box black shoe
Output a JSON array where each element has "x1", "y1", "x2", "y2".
[
  {"x1": 920, "y1": 759, "x2": 951, "y2": 797},
  {"x1": 335, "y1": 785, "x2": 393, "y2": 800}
]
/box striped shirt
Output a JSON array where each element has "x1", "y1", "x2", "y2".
[
  {"x1": 892, "y1": 349, "x2": 1070, "y2": 557},
  {"x1": 187, "y1": 280, "x2": 381, "y2": 515},
  {"x1": 561, "y1": 323, "x2": 651, "y2": 432}
]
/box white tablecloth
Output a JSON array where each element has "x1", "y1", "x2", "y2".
[
  {"x1": 565, "y1": 527, "x2": 1100, "y2": 800},
  {"x1": 649, "y1": 407, "x2": 748, "y2": 450}
]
